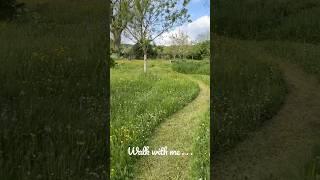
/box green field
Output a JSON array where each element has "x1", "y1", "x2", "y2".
[
  {"x1": 170, "y1": 62, "x2": 210, "y2": 179},
  {"x1": 172, "y1": 60, "x2": 210, "y2": 75},
  {"x1": 211, "y1": 37, "x2": 287, "y2": 153},
  {"x1": 188, "y1": 75, "x2": 210, "y2": 179},
  {"x1": 0, "y1": 0, "x2": 107, "y2": 179},
  {"x1": 110, "y1": 60, "x2": 204, "y2": 179},
  {"x1": 214, "y1": 0, "x2": 320, "y2": 178}
]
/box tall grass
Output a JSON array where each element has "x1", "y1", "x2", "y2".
[
  {"x1": 171, "y1": 60, "x2": 209, "y2": 75},
  {"x1": 305, "y1": 145, "x2": 320, "y2": 179},
  {"x1": 0, "y1": 0, "x2": 108, "y2": 179},
  {"x1": 260, "y1": 41, "x2": 320, "y2": 179},
  {"x1": 189, "y1": 75, "x2": 210, "y2": 180},
  {"x1": 215, "y1": 0, "x2": 320, "y2": 43},
  {"x1": 110, "y1": 60, "x2": 199, "y2": 179},
  {"x1": 262, "y1": 41, "x2": 320, "y2": 81},
  {"x1": 212, "y1": 37, "x2": 287, "y2": 153}
]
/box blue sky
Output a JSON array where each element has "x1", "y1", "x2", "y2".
[
  {"x1": 187, "y1": 0, "x2": 210, "y2": 20},
  {"x1": 155, "y1": 0, "x2": 210, "y2": 45},
  {"x1": 122, "y1": 0, "x2": 210, "y2": 45}
]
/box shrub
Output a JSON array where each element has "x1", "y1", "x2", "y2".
[
  {"x1": 130, "y1": 41, "x2": 158, "y2": 59},
  {"x1": 0, "y1": 0, "x2": 24, "y2": 20}
]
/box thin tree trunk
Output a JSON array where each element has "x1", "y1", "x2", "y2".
[
  {"x1": 112, "y1": 30, "x2": 122, "y2": 56},
  {"x1": 143, "y1": 48, "x2": 147, "y2": 73}
]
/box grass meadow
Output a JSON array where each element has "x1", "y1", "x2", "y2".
[
  {"x1": 198, "y1": 0, "x2": 320, "y2": 178},
  {"x1": 214, "y1": 0, "x2": 320, "y2": 176},
  {"x1": 0, "y1": 0, "x2": 107, "y2": 179},
  {"x1": 171, "y1": 61, "x2": 210, "y2": 179},
  {"x1": 170, "y1": 43, "x2": 287, "y2": 176},
  {"x1": 261, "y1": 40, "x2": 320, "y2": 179},
  {"x1": 172, "y1": 60, "x2": 210, "y2": 75},
  {"x1": 262, "y1": 41, "x2": 320, "y2": 81},
  {"x1": 110, "y1": 60, "x2": 200, "y2": 179},
  {"x1": 170, "y1": 43, "x2": 288, "y2": 177},
  {"x1": 211, "y1": 37, "x2": 287, "y2": 153},
  {"x1": 189, "y1": 75, "x2": 210, "y2": 179}
]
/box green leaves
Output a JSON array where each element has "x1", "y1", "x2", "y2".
[{"x1": 126, "y1": 0, "x2": 191, "y2": 43}]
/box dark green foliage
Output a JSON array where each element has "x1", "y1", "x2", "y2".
[
  {"x1": 161, "y1": 40, "x2": 210, "y2": 60},
  {"x1": 262, "y1": 41, "x2": 320, "y2": 81},
  {"x1": 0, "y1": 0, "x2": 108, "y2": 179},
  {"x1": 194, "y1": 40, "x2": 210, "y2": 59},
  {"x1": 212, "y1": 38, "x2": 287, "y2": 153},
  {"x1": 305, "y1": 145, "x2": 320, "y2": 179},
  {"x1": 110, "y1": 57, "x2": 116, "y2": 67},
  {"x1": 129, "y1": 41, "x2": 158, "y2": 59},
  {"x1": 0, "y1": 0, "x2": 21, "y2": 20},
  {"x1": 215, "y1": 0, "x2": 320, "y2": 43}
]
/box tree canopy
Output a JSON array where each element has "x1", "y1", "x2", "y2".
[{"x1": 125, "y1": 0, "x2": 191, "y2": 72}]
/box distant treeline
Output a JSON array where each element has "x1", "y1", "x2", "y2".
[
  {"x1": 112, "y1": 40, "x2": 210, "y2": 60},
  {"x1": 214, "y1": 0, "x2": 320, "y2": 43}
]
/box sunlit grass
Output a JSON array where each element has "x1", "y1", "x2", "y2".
[
  {"x1": 171, "y1": 60, "x2": 209, "y2": 75},
  {"x1": 110, "y1": 60, "x2": 199, "y2": 179},
  {"x1": 190, "y1": 75, "x2": 210, "y2": 180}
]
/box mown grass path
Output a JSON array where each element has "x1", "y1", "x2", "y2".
[
  {"x1": 133, "y1": 75, "x2": 210, "y2": 179},
  {"x1": 213, "y1": 62, "x2": 320, "y2": 180}
]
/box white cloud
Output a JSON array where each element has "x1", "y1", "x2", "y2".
[
  {"x1": 121, "y1": 15, "x2": 210, "y2": 46},
  {"x1": 156, "y1": 15, "x2": 210, "y2": 45}
]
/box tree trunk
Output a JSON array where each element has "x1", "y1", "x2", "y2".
[
  {"x1": 143, "y1": 48, "x2": 147, "y2": 73},
  {"x1": 112, "y1": 30, "x2": 122, "y2": 56}
]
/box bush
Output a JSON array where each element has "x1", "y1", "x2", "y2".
[
  {"x1": 129, "y1": 41, "x2": 158, "y2": 59},
  {"x1": 110, "y1": 57, "x2": 116, "y2": 67},
  {"x1": 0, "y1": 0, "x2": 24, "y2": 20}
]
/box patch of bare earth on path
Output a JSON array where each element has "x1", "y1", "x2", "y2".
[
  {"x1": 213, "y1": 63, "x2": 320, "y2": 180},
  {"x1": 133, "y1": 77, "x2": 209, "y2": 180}
]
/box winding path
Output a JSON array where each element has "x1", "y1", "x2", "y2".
[
  {"x1": 213, "y1": 62, "x2": 320, "y2": 180},
  {"x1": 133, "y1": 76, "x2": 210, "y2": 179}
]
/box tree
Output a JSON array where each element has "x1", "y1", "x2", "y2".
[
  {"x1": 195, "y1": 40, "x2": 210, "y2": 59},
  {"x1": 170, "y1": 30, "x2": 190, "y2": 59},
  {"x1": 131, "y1": 40, "x2": 157, "y2": 59},
  {"x1": 155, "y1": 45, "x2": 163, "y2": 59},
  {"x1": 110, "y1": 0, "x2": 133, "y2": 55},
  {"x1": 162, "y1": 46, "x2": 173, "y2": 59},
  {"x1": 125, "y1": 0, "x2": 191, "y2": 73}
]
